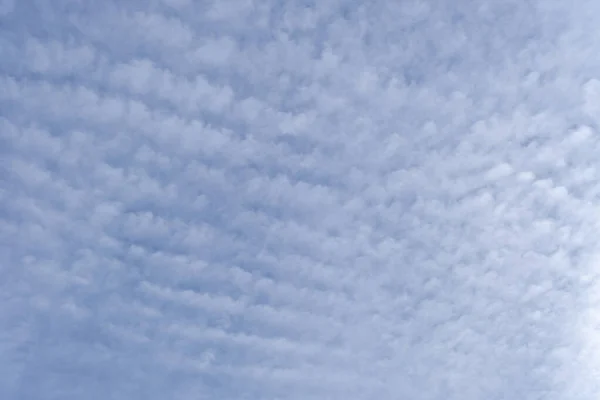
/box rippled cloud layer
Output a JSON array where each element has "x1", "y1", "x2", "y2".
[{"x1": 3, "y1": 1, "x2": 600, "y2": 399}]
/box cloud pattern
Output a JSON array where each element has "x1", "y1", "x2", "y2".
[{"x1": 3, "y1": 1, "x2": 600, "y2": 399}]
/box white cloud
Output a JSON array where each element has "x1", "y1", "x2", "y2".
[{"x1": 3, "y1": 1, "x2": 600, "y2": 399}]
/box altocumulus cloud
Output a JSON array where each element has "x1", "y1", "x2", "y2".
[{"x1": 2, "y1": 1, "x2": 600, "y2": 399}]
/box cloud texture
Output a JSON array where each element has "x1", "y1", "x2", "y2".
[{"x1": 3, "y1": 1, "x2": 600, "y2": 399}]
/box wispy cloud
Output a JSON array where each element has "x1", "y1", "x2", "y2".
[{"x1": 3, "y1": 1, "x2": 600, "y2": 399}]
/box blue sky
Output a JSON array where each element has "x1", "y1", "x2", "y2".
[{"x1": 2, "y1": 0, "x2": 600, "y2": 399}]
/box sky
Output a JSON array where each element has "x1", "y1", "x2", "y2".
[{"x1": 2, "y1": 0, "x2": 600, "y2": 399}]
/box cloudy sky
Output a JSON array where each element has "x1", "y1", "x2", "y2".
[{"x1": 2, "y1": 0, "x2": 600, "y2": 399}]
